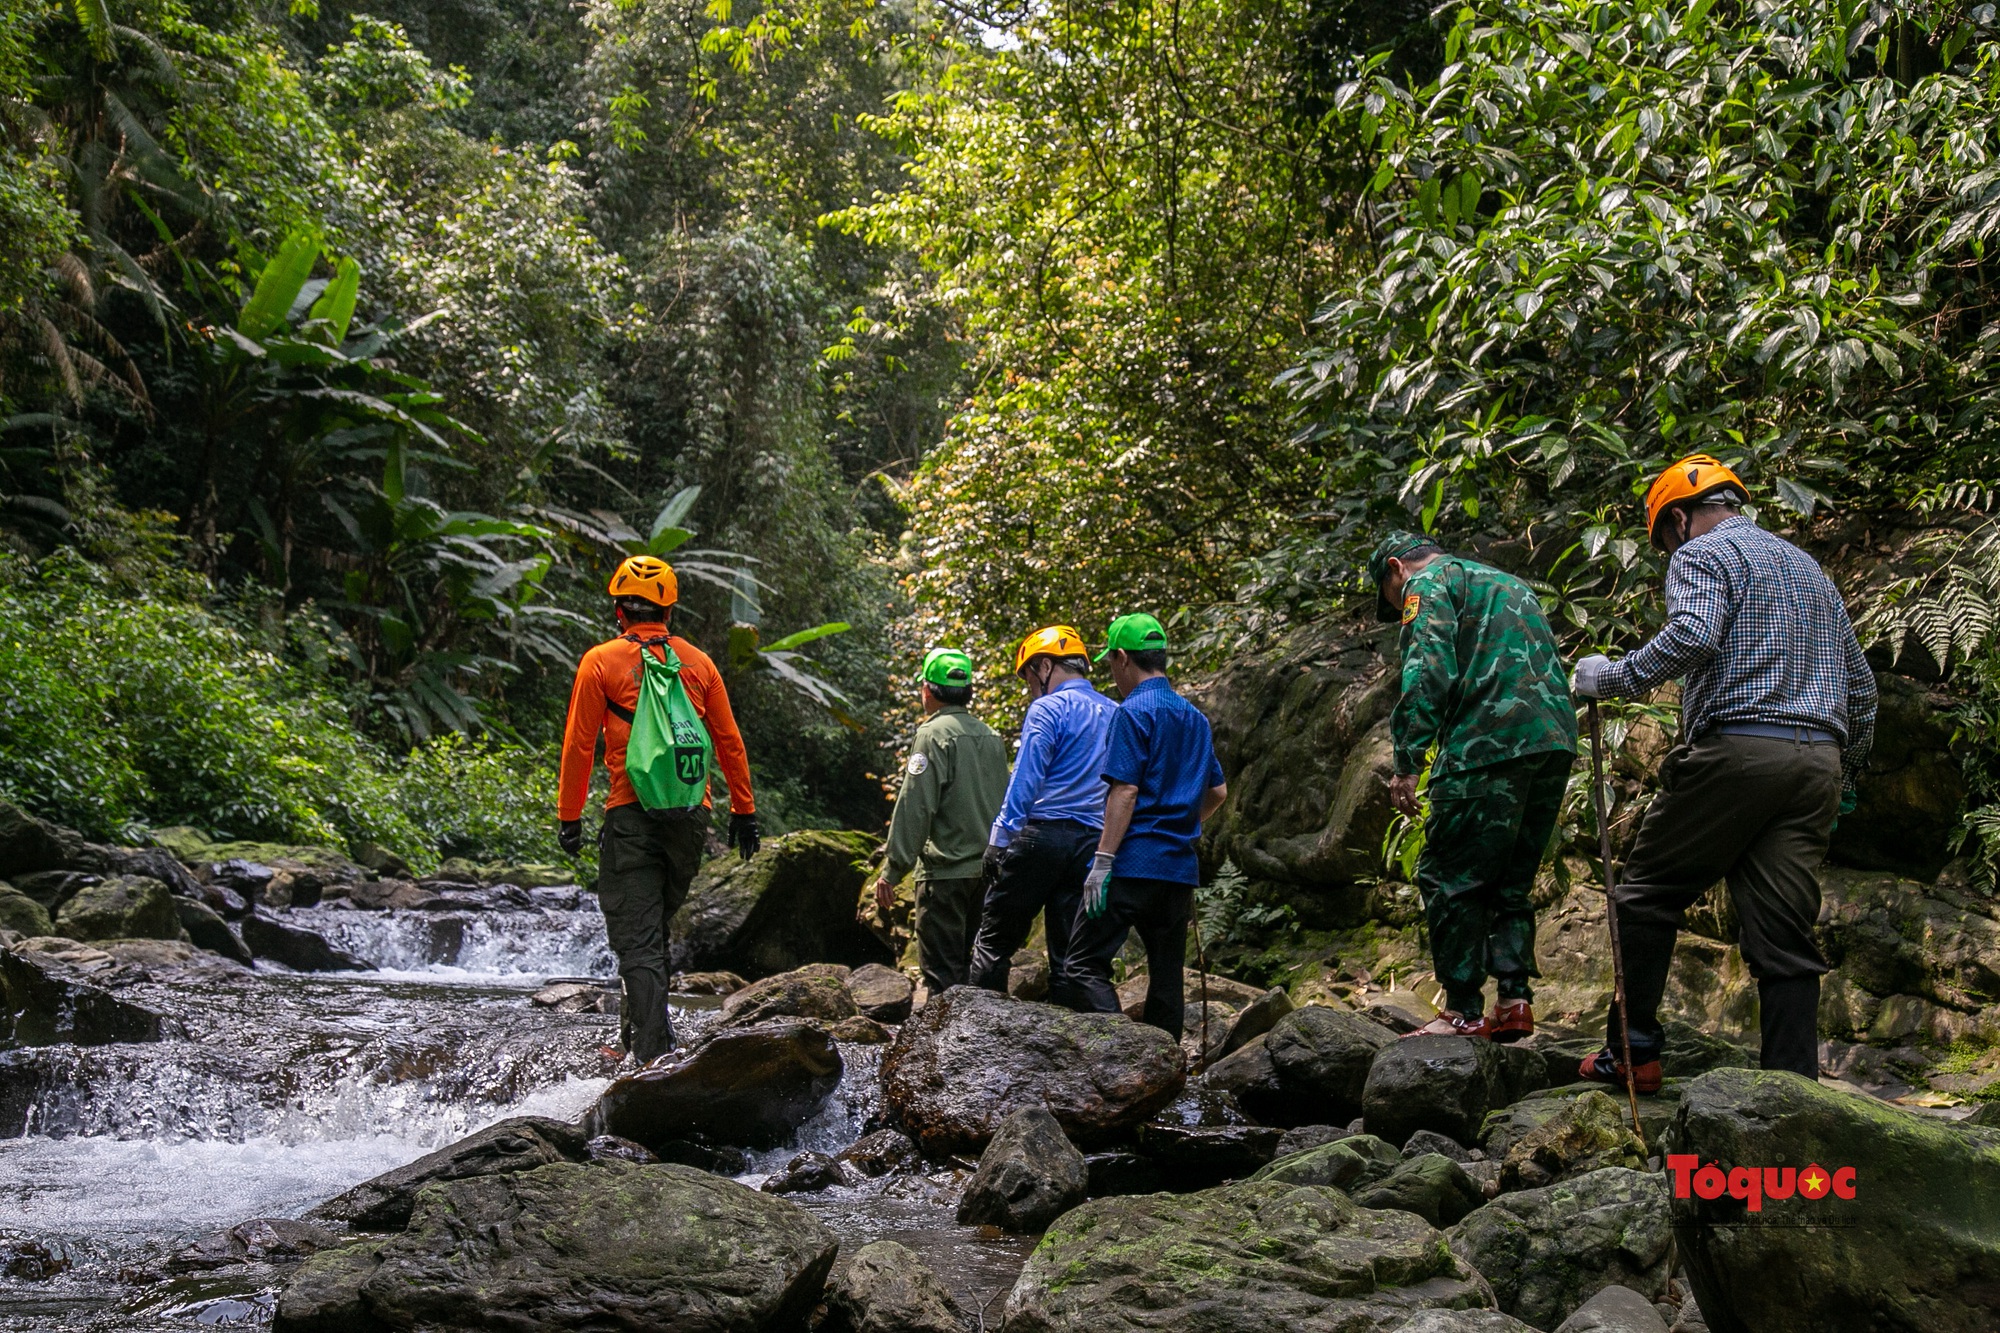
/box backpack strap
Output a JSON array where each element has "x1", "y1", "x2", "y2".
[{"x1": 606, "y1": 633, "x2": 674, "y2": 724}]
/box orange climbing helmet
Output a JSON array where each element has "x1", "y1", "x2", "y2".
[
  {"x1": 608, "y1": 554, "x2": 678, "y2": 607},
  {"x1": 1644, "y1": 454, "x2": 1748, "y2": 549},
  {"x1": 1013, "y1": 624, "x2": 1088, "y2": 674}
]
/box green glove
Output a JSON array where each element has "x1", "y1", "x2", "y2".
[
  {"x1": 1833, "y1": 788, "x2": 1857, "y2": 831},
  {"x1": 1083, "y1": 852, "x2": 1116, "y2": 920}
]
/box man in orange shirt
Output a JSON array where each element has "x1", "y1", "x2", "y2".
[{"x1": 558, "y1": 554, "x2": 760, "y2": 1063}]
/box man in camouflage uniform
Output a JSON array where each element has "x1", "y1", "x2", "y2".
[{"x1": 1371, "y1": 531, "x2": 1578, "y2": 1040}]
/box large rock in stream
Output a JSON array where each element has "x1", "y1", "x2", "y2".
[
  {"x1": 239, "y1": 911, "x2": 371, "y2": 972},
  {"x1": 957, "y1": 1104, "x2": 1088, "y2": 1233},
  {"x1": 308, "y1": 1116, "x2": 590, "y2": 1231},
  {"x1": 1665, "y1": 1066, "x2": 2000, "y2": 1333},
  {"x1": 0, "y1": 948, "x2": 165, "y2": 1047},
  {"x1": 275, "y1": 1160, "x2": 837, "y2": 1333},
  {"x1": 882, "y1": 986, "x2": 1185, "y2": 1155},
  {"x1": 586, "y1": 1019, "x2": 843, "y2": 1151},
  {"x1": 670, "y1": 831, "x2": 892, "y2": 979},
  {"x1": 1002, "y1": 1175, "x2": 1493, "y2": 1332},
  {"x1": 823, "y1": 1239, "x2": 967, "y2": 1333}
]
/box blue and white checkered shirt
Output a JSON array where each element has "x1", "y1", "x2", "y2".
[{"x1": 1598, "y1": 516, "x2": 1877, "y2": 788}]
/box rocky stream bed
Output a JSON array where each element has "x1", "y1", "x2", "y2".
[{"x1": 4, "y1": 802, "x2": 2000, "y2": 1332}]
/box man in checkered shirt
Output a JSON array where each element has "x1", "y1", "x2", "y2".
[{"x1": 1572, "y1": 455, "x2": 1877, "y2": 1088}]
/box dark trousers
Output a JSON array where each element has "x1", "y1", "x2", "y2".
[
  {"x1": 969, "y1": 819, "x2": 1096, "y2": 1004},
  {"x1": 1418, "y1": 749, "x2": 1573, "y2": 1015},
  {"x1": 597, "y1": 803, "x2": 709, "y2": 1065},
  {"x1": 915, "y1": 875, "x2": 983, "y2": 995},
  {"x1": 1067, "y1": 876, "x2": 1194, "y2": 1039},
  {"x1": 1608, "y1": 732, "x2": 1840, "y2": 1080}
]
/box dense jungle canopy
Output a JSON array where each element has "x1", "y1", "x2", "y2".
[{"x1": 3, "y1": 0, "x2": 1999, "y2": 882}]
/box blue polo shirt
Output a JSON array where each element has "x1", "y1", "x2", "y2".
[
  {"x1": 1102, "y1": 677, "x2": 1225, "y2": 885},
  {"x1": 989, "y1": 677, "x2": 1120, "y2": 846}
]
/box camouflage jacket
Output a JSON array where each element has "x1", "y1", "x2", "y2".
[{"x1": 1393, "y1": 555, "x2": 1578, "y2": 776}]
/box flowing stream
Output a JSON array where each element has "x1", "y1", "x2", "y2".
[{"x1": 0, "y1": 901, "x2": 1032, "y2": 1330}]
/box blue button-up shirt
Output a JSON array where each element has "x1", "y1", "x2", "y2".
[
  {"x1": 1599, "y1": 516, "x2": 1877, "y2": 788},
  {"x1": 989, "y1": 678, "x2": 1120, "y2": 846},
  {"x1": 1102, "y1": 677, "x2": 1225, "y2": 885}
]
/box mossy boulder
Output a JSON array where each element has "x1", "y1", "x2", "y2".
[
  {"x1": 823, "y1": 1239, "x2": 967, "y2": 1333},
  {"x1": 1352, "y1": 1152, "x2": 1486, "y2": 1227},
  {"x1": 1258, "y1": 1004, "x2": 1396, "y2": 1127},
  {"x1": 0, "y1": 882, "x2": 52, "y2": 938},
  {"x1": 275, "y1": 1160, "x2": 837, "y2": 1333},
  {"x1": 1252, "y1": 1133, "x2": 1404, "y2": 1192},
  {"x1": 1447, "y1": 1167, "x2": 1672, "y2": 1329},
  {"x1": 1364, "y1": 1035, "x2": 1510, "y2": 1149},
  {"x1": 1002, "y1": 1175, "x2": 1493, "y2": 1331},
  {"x1": 308, "y1": 1116, "x2": 591, "y2": 1232},
  {"x1": 53, "y1": 874, "x2": 182, "y2": 942},
  {"x1": 671, "y1": 830, "x2": 891, "y2": 979},
  {"x1": 881, "y1": 985, "x2": 1185, "y2": 1155},
  {"x1": 1666, "y1": 1066, "x2": 2000, "y2": 1333},
  {"x1": 0, "y1": 800, "x2": 83, "y2": 878},
  {"x1": 1496, "y1": 1089, "x2": 1647, "y2": 1191}
]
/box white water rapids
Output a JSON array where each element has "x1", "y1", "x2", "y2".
[{"x1": 0, "y1": 898, "x2": 1032, "y2": 1331}]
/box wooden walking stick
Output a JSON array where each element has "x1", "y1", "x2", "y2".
[
  {"x1": 1190, "y1": 910, "x2": 1212, "y2": 1074},
  {"x1": 1589, "y1": 700, "x2": 1647, "y2": 1149}
]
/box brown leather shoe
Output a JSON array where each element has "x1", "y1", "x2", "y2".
[
  {"x1": 1402, "y1": 1010, "x2": 1493, "y2": 1040},
  {"x1": 1578, "y1": 1048, "x2": 1663, "y2": 1095},
  {"x1": 1487, "y1": 998, "x2": 1534, "y2": 1043}
]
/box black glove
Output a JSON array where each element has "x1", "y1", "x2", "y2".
[
  {"x1": 983, "y1": 842, "x2": 1005, "y2": 877},
  {"x1": 729, "y1": 813, "x2": 761, "y2": 861},
  {"x1": 557, "y1": 820, "x2": 583, "y2": 856}
]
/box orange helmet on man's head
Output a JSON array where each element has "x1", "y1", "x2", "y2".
[
  {"x1": 1014, "y1": 624, "x2": 1088, "y2": 674},
  {"x1": 1644, "y1": 454, "x2": 1748, "y2": 549},
  {"x1": 608, "y1": 555, "x2": 678, "y2": 608}
]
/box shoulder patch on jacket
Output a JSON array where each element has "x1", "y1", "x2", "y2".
[
  {"x1": 1402, "y1": 593, "x2": 1421, "y2": 625},
  {"x1": 906, "y1": 752, "x2": 929, "y2": 776}
]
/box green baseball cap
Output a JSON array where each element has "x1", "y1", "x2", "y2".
[
  {"x1": 1093, "y1": 612, "x2": 1168, "y2": 662},
  {"x1": 920, "y1": 647, "x2": 974, "y2": 688},
  {"x1": 1366, "y1": 530, "x2": 1443, "y2": 621}
]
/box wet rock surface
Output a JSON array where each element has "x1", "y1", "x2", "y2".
[
  {"x1": 1251, "y1": 1133, "x2": 1403, "y2": 1192},
  {"x1": 0, "y1": 947, "x2": 165, "y2": 1047},
  {"x1": 762, "y1": 1150, "x2": 855, "y2": 1194},
  {"x1": 957, "y1": 1105, "x2": 1088, "y2": 1233},
  {"x1": 1351, "y1": 1152, "x2": 1485, "y2": 1227},
  {"x1": 239, "y1": 911, "x2": 372, "y2": 972},
  {"x1": 1003, "y1": 1175, "x2": 1491, "y2": 1332},
  {"x1": 881, "y1": 986, "x2": 1186, "y2": 1154},
  {"x1": 1667, "y1": 1066, "x2": 2000, "y2": 1333},
  {"x1": 847, "y1": 962, "x2": 914, "y2": 1023},
  {"x1": 1496, "y1": 1089, "x2": 1646, "y2": 1191},
  {"x1": 1448, "y1": 1167, "x2": 1673, "y2": 1330},
  {"x1": 308, "y1": 1115, "x2": 591, "y2": 1231},
  {"x1": 1250, "y1": 1004, "x2": 1396, "y2": 1126},
  {"x1": 822, "y1": 1239, "x2": 968, "y2": 1333},
  {"x1": 276, "y1": 1160, "x2": 839, "y2": 1333},
  {"x1": 837, "y1": 1128, "x2": 922, "y2": 1178},
  {"x1": 1554, "y1": 1284, "x2": 1672, "y2": 1333},
  {"x1": 671, "y1": 831, "x2": 891, "y2": 979},
  {"x1": 718, "y1": 966, "x2": 859, "y2": 1027},
  {"x1": 587, "y1": 1019, "x2": 844, "y2": 1150}
]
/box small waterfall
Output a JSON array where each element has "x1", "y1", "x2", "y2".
[{"x1": 288, "y1": 902, "x2": 616, "y2": 980}]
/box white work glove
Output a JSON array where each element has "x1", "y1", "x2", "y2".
[
  {"x1": 1572, "y1": 653, "x2": 1612, "y2": 700},
  {"x1": 1082, "y1": 852, "x2": 1116, "y2": 920}
]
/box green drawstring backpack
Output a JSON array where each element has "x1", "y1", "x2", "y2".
[{"x1": 618, "y1": 635, "x2": 712, "y2": 810}]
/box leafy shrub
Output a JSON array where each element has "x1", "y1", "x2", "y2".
[
  {"x1": 0, "y1": 549, "x2": 421, "y2": 852},
  {"x1": 394, "y1": 732, "x2": 576, "y2": 867}
]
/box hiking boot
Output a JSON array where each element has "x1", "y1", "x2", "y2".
[
  {"x1": 1487, "y1": 998, "x2": 1534, "y2": 1043},
  {"x1": 1578, "y1": 1047, "x2": 1663, "y2": 1095},
  {"x1": 1403, "y1": 1010, "x2": 1492, "y2": 1040}
]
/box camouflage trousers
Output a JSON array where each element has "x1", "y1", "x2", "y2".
[{"x1": 1417, "y1": 748, "x2": 1574, "y2": 1015}]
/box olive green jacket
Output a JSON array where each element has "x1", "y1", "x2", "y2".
[{"x1": 884, "y1": 706, "x2": 1010, "y2": 883}]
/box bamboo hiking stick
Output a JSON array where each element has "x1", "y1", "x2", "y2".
[
  {"x1": 1191, "y1": 911, "x2": 1212, "y2": 1075},
  {"x1": 1588, "y1": 700, "x2": 1648, "y2": 1150}
]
